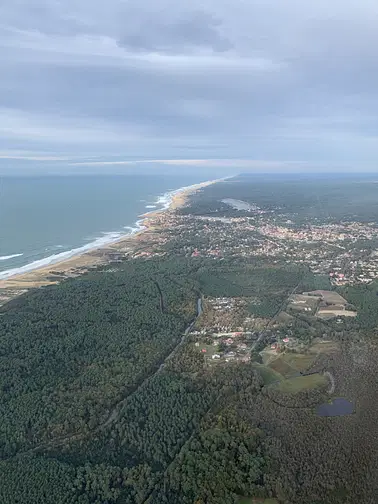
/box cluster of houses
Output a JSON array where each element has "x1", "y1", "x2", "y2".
[
  {"x1": 193, "y1": 330, "x2": 257, "y2": 364},
  {"x1": 159, "y1": 209, "x2": 378, "y2": 287}
]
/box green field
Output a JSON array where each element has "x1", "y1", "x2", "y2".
[
  {"x1": 257, "y1": 349, "x2": 327, "y2": 393},
  {"x1": 253, "y1": 363, "x2": 283, "y2": 385},
  {"x1": 265, "y1": 352, "x2": 316, "y2": 378},
  {"x1": 281, "y1": 353, "x2": 316, "y2": 372},
  {"x1": 309, "y1": 340, "x2": 339, "y2": 354},
  {"x1": 268, "y1": 356, "x2": 294, "y2": 377},
  {"x1": 275, "y1": 373, "x2": 328, "y2": 393}
]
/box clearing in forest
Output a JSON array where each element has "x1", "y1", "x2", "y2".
[
  {"x1": 264, "y1": 352, "x2": 317, "y2": 378},
  {"x1": 268, "y1": 356, "x2": 294, "y2": 377},
  {"x1": 309, "y1": 340, "x2": 339, "y2": 354},
  {"x1": 252, "y1": 363, "x2": 283, "y2": 385},
  {"x1": 275, "y1": 373, "x2": 328, "y2": 393}
]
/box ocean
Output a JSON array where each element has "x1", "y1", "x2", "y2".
[{"x1": 0, "y1": 174, "x2": 208, "y2": 279}]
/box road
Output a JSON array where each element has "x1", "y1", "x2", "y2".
[{"x1": 251, "y1": 280, "x2": 302, "y2": 352}]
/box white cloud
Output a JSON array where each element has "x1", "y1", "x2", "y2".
[
  {"x1": 0, "y1": 107, "x2": 144, "y2": 144},
  {"x1": 69, "y1": 158, "x2": 299, "y2": 170},
  {"x1": 0, "y1": 0, "x2": 378, "y2": 169}
]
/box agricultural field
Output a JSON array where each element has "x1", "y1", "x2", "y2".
[
  {"x1": 262, "y1": 351, "x2": 316, "y2": 377},
  {"x1": 257, "y1": 343, "x2": 337, "y2": 393},
  {"x1": 252, "y1": 363, "x2": 283, "y2": 385},
  {"x1": 281, "y1": 352, "x2": 317, "y2": 373},
  {"x1": 275, "y1": 373, "x2": 328, "y2": 393},
  {"x1": 268, "y1": 356, "x2": 295, "y2": 377},
  {"x1": 310, "y1": 339, "x2": 339, "y2": 354}
]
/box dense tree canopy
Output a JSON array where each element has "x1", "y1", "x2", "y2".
[{"x1": 3, "y1": 176, "x2": 378, "y2": 503}]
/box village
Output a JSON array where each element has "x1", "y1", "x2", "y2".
[
  {"x1": 189, "y1": 296, "x2": 300, "y2": 367},
  {"x1": 140, "y1": 203, "x2": 378, "y2": 287},
  {"x1": 188, "y1": 287, "x2": 357, "y2": 368}
]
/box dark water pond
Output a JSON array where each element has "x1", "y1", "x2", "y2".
[{"x1": 317, "y1": 398, "x2": 354, "y2": 417}]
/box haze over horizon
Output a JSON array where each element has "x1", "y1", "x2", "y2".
[{"x1": 1, "y1": 0, "x2": 378, "y2": 174}]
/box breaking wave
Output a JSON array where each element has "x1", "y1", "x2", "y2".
[{"x1": 0, "y1": 253, "x2": 23, "y2": 261}]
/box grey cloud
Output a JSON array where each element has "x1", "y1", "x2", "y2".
[
  {"x1": 1, "y1": 0, "x2": 378, "y2": 169},
  {"x1": 117, "y1": 10, "x2": 232, "y2": 53}
]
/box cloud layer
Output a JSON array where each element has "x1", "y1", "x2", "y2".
[{"x1": 1, "y1": 0, "x2": 378, "y2": 170}]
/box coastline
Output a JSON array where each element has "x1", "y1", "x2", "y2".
[{"x1": 0, "y1": 178, "x2": 221, "y2": 304}]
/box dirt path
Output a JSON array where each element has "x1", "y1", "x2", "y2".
[
  {"x1": 252, "y1": 281, "x2": 301, "y2": 352},
  {"x1": 8, "y1": 296, "x2": 203, "y2": 460}
]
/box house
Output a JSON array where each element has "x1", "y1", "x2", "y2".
[
  {"x1": 239, "y1": 355, "x2": 251, "y2": 362},
  {"x1": 238, "y1": 343, "x2": 248, "y2": 350}
]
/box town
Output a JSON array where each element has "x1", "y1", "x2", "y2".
[{"x1": 137, "y1": 201, "x2": 378, "y2": 287}]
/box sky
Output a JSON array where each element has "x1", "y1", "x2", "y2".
[{"x1": 1, "y1": 0, "x2": 378, "y2": 173}]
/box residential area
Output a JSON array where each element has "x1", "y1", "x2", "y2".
[{"x1": 147, "y1": 202, "x2": 378, "y2": 287}]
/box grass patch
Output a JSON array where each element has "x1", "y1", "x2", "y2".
[
  {"x1": 309, "y1": 340, "x2": 339, "y2": 354},
  {"x1": 261, "y1": 350, "x2": 275, "y2": 365},
  {"x1": 268, "y1": 357, "x2": 294, "y2": 377},
  {"x1": 281, "y1": 353, "x2": 316, "y2": 372},
  {"x1": 275, "y1": 373, "x2": 327, "y2": 393},
  {"x1": 252, "y1": 363, "x2": 283, "y2": 385},
  {"x1": 265, "y1": 352, "x2": 317, "y2": 379}
]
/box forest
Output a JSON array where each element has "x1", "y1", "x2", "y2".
[
  {"x1": 181, "y1": 174, "x2": 378, "y2": 224},
  {"x1": 0, "y1": 256, "x2": 277, "y2": 503},
  {"x1": 3, "y1": 176, "x2": 378, "y2": 503},
  {"x1": 2, "y1": 251, "x2": 378, "y2": 503},
  {"x1": 0, "y1": 257, "x2": 209, "y2": 456}
]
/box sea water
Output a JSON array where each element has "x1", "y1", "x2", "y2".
[{"x1": 0, "y1": 174, "x2": 207, "y2": 279}]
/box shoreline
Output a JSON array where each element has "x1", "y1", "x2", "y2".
[{"x1": 0, "y1": 178, "x2": 221, "y2": 302}]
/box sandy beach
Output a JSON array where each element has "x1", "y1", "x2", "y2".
[{"x1": 0, "y1": 178, "x2": 220, "y2": 305}]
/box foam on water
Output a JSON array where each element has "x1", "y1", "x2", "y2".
[
  {"x1": 0, "y1": 179, "x2": 219, "y2": 281},
  {"x1": 0, "y1": 232, "x2": 124, "y2": 280},
  {"x1": 0, "y1": 217, "x2": 152, "y2": 280},
  {"x1": 0, "y1": 253, "x2": 23, "y2": 262}
]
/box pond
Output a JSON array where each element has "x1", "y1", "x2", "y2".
[
  {"x1": 316, "y1": 398, "x2": 354, "y2": 417},
  {"x1": 221, "y1": 198, "x2": 254, "y2": 211}
]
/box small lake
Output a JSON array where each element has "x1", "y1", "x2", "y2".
[
  {"x1": 317, "y1": 398, "x2": 354, "y2": 417},
  {"x1": 221, "y1": 198, "x2": 254, "y2": 211}
]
